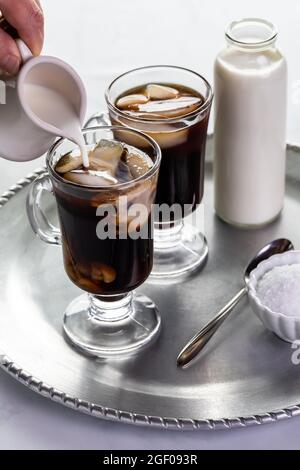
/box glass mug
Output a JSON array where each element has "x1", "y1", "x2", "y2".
[
  {"x1": 27, "y1": 126, "x2": 162, "y2": 357},
  {"x1": 86, "y1": 66, "x2": 213, "y2": 280}
]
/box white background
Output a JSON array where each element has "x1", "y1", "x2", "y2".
[{"x1": 1, "y1": 0, "x2": 300, "y2": 450}]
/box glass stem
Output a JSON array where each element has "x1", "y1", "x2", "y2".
[
  {"x1": 154, "y1": 220, "x2": 184, "y2": 250},
  {"x1": 88, "y1": 293, "x2": 133, "y2": 322}
]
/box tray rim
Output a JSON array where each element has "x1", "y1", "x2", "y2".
[{"x1": 1, "y1": 145, "x2": 300, "y2": 431}]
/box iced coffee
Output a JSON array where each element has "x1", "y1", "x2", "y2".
[
  {"x1": 28, "y1": 126, "x2": 162, "y2": 357},
  {"x1": 53, "y1": 139, "x2": 157, "y2": 295},
  {"x1": 102, "y1": 66, "x2": 213, "y2": 279}
]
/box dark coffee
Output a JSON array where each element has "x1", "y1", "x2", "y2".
[
  {"x1": 113, "y1": 83, "x2": 210, "y2": 220},
  {"x1": 53, "y1": 140, "x2": 157, "y2": 295}
]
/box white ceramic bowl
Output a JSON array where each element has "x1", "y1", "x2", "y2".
[{"x1": 248, "y1": 250, "x2": 300, "y2": 343}]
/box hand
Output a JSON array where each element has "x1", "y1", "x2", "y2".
[{"x1": 0, "y1": 0, "x2": 44, "y2": 75}]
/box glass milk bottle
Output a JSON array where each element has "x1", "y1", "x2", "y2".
[{"x1": 214, "y1": 18, "x2": 287, "y2": 228}]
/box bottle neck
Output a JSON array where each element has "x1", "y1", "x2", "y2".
[{"x1": 225, "y1": 18, "x2": 278, "y2": 52}]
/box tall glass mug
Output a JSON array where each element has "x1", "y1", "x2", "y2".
[
  {"x1": 27, "y1": 126, "x2": 162, "y2": 357},
  {"x1": 86, "y1": 66, "x2": 213, "y2": 279}
]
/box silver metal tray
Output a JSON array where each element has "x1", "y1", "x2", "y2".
[{"x1": 1, "y1": 136, "x2": 300, "y2": 431}]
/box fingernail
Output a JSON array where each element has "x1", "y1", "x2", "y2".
[{"x1": 2, "y1": 55, "x2": 20, "y2": 75}]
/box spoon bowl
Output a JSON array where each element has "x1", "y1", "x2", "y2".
[
  {"x1": 177, "y1": 238, "x2": 294, "y2": 368},
  {"x1": 244, "y1": 238, "x2": 294, "y2": 284}
]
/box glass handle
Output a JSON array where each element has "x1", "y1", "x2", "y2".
[
  {"x1": 26, "y1": 173, "x2": 61, "y2": 246},
  {"x1": 84, "y1": 111, "x2": 111, "y2": 128}
]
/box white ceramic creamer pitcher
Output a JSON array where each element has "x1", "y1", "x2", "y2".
[{"x1": 0, "y1": 21, "x2": 87, "y2": 162}]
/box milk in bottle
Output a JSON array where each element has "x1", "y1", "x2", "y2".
[{"x1": 214, "y1": 18, "x2": 287, "y2": 227}]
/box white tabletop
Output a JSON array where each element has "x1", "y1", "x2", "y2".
[{"x1": 1, "y1": 0, "x2": 300, "y2": 450}]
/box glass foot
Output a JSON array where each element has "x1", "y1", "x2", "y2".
[
  {"x1": 150, "y1": 222, "x2": 208, "y2": 280},
  {"x1": 63, "y1": 292, "x2": 161, "y2": 358}
]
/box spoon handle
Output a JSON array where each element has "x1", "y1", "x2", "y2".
[{"x1": 177, "y1": 287, "x2": 247, "y2": 367}]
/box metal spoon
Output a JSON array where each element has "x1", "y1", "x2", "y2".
[{"x1": 177, "y1": 238, "x2": 294, "y2": 368}]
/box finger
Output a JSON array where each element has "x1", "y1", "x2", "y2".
[
  {"x1": 0, "y1": 27, "x2": 21, "y2": 74},
  {"x1": 0, "y1": 0, "x2": 44, "y2": 56}
]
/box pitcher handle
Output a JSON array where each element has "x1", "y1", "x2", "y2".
[
  {"x1": 26, "y1": 173, "x2": 61, "y2": 245},
  {"x1": 0, "y1": 18, "x2": 33, "y2": 63},
  {"x1": 84, "y1": 111, "x2": 111, "y2": 129},
  {"x1": 16, "y1": 39, "x2": 33, "y2": 63}
]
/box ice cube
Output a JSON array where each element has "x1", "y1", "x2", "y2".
[
  {"x1": 116, "y1": 94, "x2": 149, "y2": 109},
  {"x1": 116, "y1": 157, "x2": 132, "y2": 183},
  {"x1": 63, "y1": 170, "x2": 113, "y2": 186},
  {"x1": 90, "y1": 262, "x2": 117, "y2": 284},
  {"x1": 137, "y1": 96, "x2": 202, "y2": 118},
  {"x1": 147, "y1": 84, "x2": 179, "y2": 100},
  {"x1": 55, "y1": 152, "x2": 83, "y2": 173},
  {"x1": 125, "y1": 152, "x2": 152, "y2": 179},
  {"x1": 89, "y1": 139, "x2": 124, "y2": 176}
]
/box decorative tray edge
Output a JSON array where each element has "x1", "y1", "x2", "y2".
[{"x1": 1, "y1": 352, "x2": 300, "y2": 431}]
